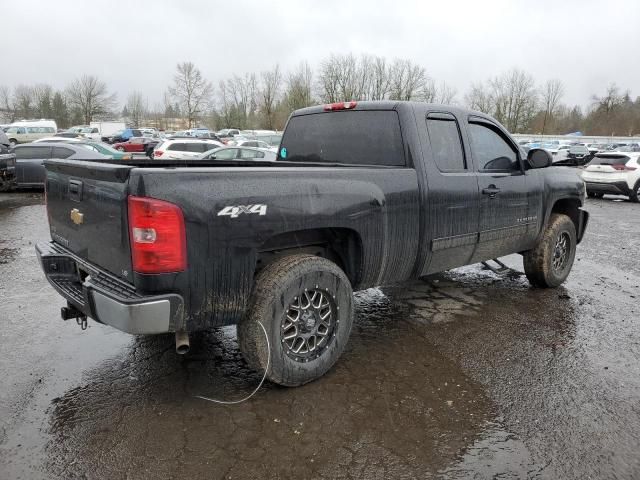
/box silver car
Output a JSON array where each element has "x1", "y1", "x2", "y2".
[{"x1": 11, "y1": 142, "x2": 108, "y2": 188}]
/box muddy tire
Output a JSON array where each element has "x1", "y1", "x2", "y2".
[
  {"x1": 0, "y1": 179, "x2": 12, "y2": 192},
  {"x1": 523, "y1": 213, "x2": 577, "y2": 288},
  {"x1": 629, "y1": 180, "x2": 640, "y2": 203},
  {"x1": 237, "y1": 254, "x2": 354, "y2": 387}
]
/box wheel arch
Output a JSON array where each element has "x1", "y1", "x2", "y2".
[
  {"x1": 256, "y1": 228, "x2": 363, "y2": 288},
  {"x1": 549, "y1": 197, "x2": 583, "y2": 242}
]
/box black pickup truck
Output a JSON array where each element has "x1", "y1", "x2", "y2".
[{"x1": 37, "y1": 101, "x2": 588, "y2": 386}]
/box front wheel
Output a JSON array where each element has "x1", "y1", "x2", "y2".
[
  {"x1": 523, "y1": 213, "x2": 577, "y2": 288},
  {"x1": 0, "y1": 178, "x2": 13, "y2": 192},
  {"x1": 116, "y1": 146, "x2": 125, "y2": 151},
  {"x1": 587, "y1": 192, "x2": 604, "y2": 199},
  {"x1": 237, "y1": 254, "x2": 354, "y2": 387}
]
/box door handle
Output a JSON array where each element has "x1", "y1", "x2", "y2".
[{"x1": 482, "y1": 185, "x2": 500, "y2": 198}]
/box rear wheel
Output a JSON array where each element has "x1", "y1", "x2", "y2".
[
  {"x1": 523, "y1": 213, "x2": 577, "y2": 288},
  {"x1": 629, "y1": 181, "x2": 640, "y2": 203},
  {"x1": 0, "y1": 178, "x2": 13, "y2": 192},
  {"x1": 237, "y1": 254, "x2": 354, "y2": 387},
  {"x1": 116, "y1": 146, "x2": 125, "y2": 152},
  {"x1": 9, "y1": 139, "x2": 17, "y2": 148}
]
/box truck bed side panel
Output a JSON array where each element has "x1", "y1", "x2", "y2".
[{"x1": 129, "y1": 167, "x2": 420, "y2": 330}]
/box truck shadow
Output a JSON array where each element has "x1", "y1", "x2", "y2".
[{"x1": 44, "y1": 267, "x2": 577, "y2": 479}]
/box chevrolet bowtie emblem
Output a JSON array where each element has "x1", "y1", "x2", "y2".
[{"x1": 70, "y1": 208, "x2": 84, "y2": 225}]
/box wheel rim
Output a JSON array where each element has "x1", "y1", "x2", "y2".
[
  {"x1": 552, "y1": 232, "x2": 570, "y2": 272},
  {"x1": 281, "y1": 288, "x2": 336, "y2": 362}
]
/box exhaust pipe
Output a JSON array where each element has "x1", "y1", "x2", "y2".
[{"x1": 175, "y1": 330, "x2": 190, "y2": 354}]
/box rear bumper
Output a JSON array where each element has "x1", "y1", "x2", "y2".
[
  {"x1": 585, "y1": 181, "x2": 632, "y2": 196},
  {"x1": 36, "y1": 241, "x2": 183, "y2": 334}
]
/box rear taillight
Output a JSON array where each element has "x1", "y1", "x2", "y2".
[
  {"x1": 611, "y1": 164, "x2": 636, "y2": 171},
  {"x1": 323, "y1": 101, "x2": 357, "y2": 111},
  {"x1": 154, "y1": 150, "x2": 163, "y2": 157},
  {"x1": 128, "y1": 196, "x2": 187, "y2": 274}
]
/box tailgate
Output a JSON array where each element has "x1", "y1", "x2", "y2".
[{"x1": 45, "y1": 159, "x2": 134, "y2": 281}]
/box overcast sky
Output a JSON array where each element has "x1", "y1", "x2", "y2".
[{"x1": 4, "y1": 0, "x2": 639, "y2": 108}]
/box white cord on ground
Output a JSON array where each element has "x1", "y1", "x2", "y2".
[{"x1": 194, "y1": 320, "x2": 270, "y2": 405}]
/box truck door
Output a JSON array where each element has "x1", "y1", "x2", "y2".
[
  {"x1": 420, "y1": 112, "x2": 481, "y2": 275},
  {"x1": 465, "y1": 117, "x2": 532, "y2": 261}
]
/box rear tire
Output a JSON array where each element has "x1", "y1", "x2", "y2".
[
  {"x1": 116, "y1": 146, "x2": 125, "y2": 152},
  {"x1": 0, "y1": 178, "x2": 13, "y2": 192},
  {"x1": 629, "y1": 181, "x2": 640, "y2": 203},
  {"x1": 237, "y1": 254, "x2": 354, "y2": 387},
  {"x1": 523, "y1": 213, "x2": 577, "y2": 288}
]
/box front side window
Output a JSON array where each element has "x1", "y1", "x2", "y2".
[
  {"x1": 214, "y1": 148, "x2": 238, "y2": 159},
  {"x1": 468, "y1": 122, "x2": 519, "y2": 172},
  {"x1": 52, "y1": 147, "x2": 74, "y2": 159},
  {"x1": 240, "y1": 149, "x2": 265, "y2": 159},
  {"x1": 426, "y1": 114, "x2": 466, "y2": 171}
]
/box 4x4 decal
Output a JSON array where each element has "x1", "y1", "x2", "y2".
[{"x1": 217, "y1": 204, "x2": 267, "y2": 218}]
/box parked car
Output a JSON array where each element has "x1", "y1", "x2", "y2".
[
  {"x1": 5, "y1": 120, "x2": 58, "y2": 146},
  {"x1": 0, "y1": 129, "x2": 14, "y2": 191},
  {"x1": 8, "y1": 142, "x2": 107, "y2": 189},
  {"x1": 582, "y1": 152, "x2": 640, "y2": 201},
  {"x1": 76, "y1": 141, "x2": 133, "y2": 160},
  {"x1": 37, "y1": 101, "x2": 588, "y2": 387},
  {"x1": 153, "y1": 139, "x2": 223, "y2": 159},
  {"x1": 107, "y1": 128, "x2": 142, "y2": 144},
  {"x1": 553, "y1": 145, "x2": 592, "y2": 167},
  {"x1": 586, "y1": 143, "x2": 606, "y2": 154},
  {"x1": 216, "y1": 128, "x2": 240, "y2": 138},
  {"x1": 232, "y1": 139, "x2": 274, "y2": 151},
  {"x1": 90, "y1": 121, "x2": 127, "y2": 142},
  {"x1": 200, "y1": 146, "x2": 277, "y2": 161},
  {"x1": 112, "y1": 137, "x2": 159, "y2": 157},
  {"x1": 34, "y1": 136, "x2": 83, "y2": 143}
]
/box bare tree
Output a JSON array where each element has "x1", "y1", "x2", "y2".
[
  {"x1": 66, "y1": 75, "x2": 117, "y2": 124},
  {"x1": 487, "y1": 69, "x2": 537, "y2": 132},
  {"x1": 285, "y1": 62, "x2": 314, "y2": 111},
  {"x1": 13, "y1": 85, "x2": 35, "y2": 119},
  {"x1": 0, "y1": 86, "x2": 16, "y2": 122},
  {"x1": 126, "y1": 91, "x2": 148, "y2": 127},
  {"x1": 33, "y1": 84, "x2": 54, "y2": 119},
  {"x1": 465, "y1": 83, "x2": 493, "y2": 113},
  {"x1": 540, "y1": 79, "x2": 564, "y2": 134},
  {"x1": 368, "y1": 56, "x2": 392, "y2": 100},
  {"x1": 259, "y1": 65, "x2": 282, "y2": 130},
  {"x1": 389, "y1": 59, "x2": 427, "y2": 101},
  {"x1": 168, "y1": 62, "x2": 213, "y2": 128}
]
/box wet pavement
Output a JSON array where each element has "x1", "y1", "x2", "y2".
[{"x1": 0, "y1": 191, "x2": 639, "y2": 479}]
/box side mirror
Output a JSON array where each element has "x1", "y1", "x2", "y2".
[{"x1": 527, "y1": 148, "x2": 552, "y2": 169}]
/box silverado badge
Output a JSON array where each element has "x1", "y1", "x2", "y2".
[{"x1": 70, "y1": 208, "x2": 84, "y2": 225}]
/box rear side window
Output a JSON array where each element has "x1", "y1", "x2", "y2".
[
  {"x1": 52, "y1": 147, "x2": 74, "y2": 159},
  {"x1": 426, "y1": 114, "x2": 466, "y2": 171},
  {"x1": 15, "y1": 146, "x2": 49, "y2": 159},
  {"x1": 280, "y1": 110, "x2": 405, "y2": 166},
  {"x1": 167, "y1": 143, "x2": 187, "y2": 151}
]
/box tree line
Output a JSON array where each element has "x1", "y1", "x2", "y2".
[{"x1": 2, "y1": 54, "x2": 639, "y2": 136}]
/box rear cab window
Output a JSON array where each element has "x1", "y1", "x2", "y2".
[{"x1": 279, "y1": 110, "x2": 405, "y2": 166}]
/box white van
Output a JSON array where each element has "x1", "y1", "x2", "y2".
[{"x1": 5, "y1": 120, "x2": 58, "y2": 146}]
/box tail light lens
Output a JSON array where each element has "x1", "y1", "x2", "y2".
[
  {"x1": 154, "y1": 150, "x2": 163, "y2": 157},
  {"x1": 128, "y1": 196, "x2": 187, "y2": 274},
  {"x1": 611, "y1": 164, "x2": 636, "y2": 171}
]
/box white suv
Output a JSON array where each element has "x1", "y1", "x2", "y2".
[
  {"x1": 582, "y1": 152, "x2": 640, "y2": 202},
  {"x1": 153, "y1": 139, "x2": 223, "y2": 159}
]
